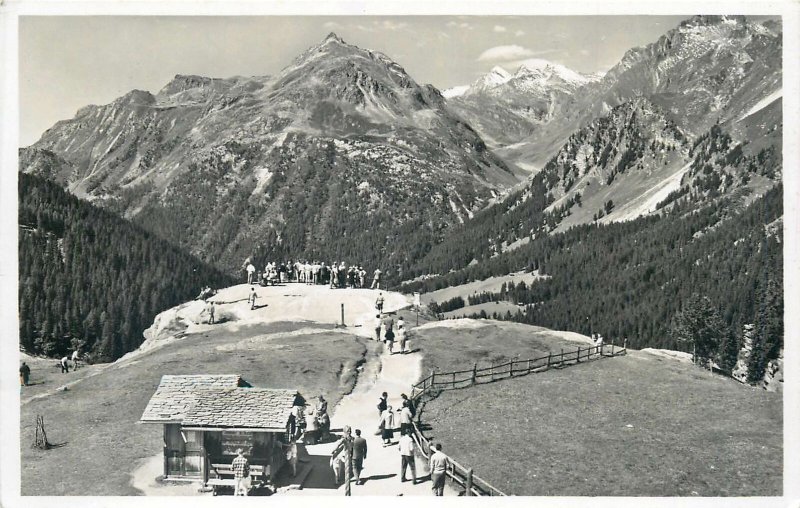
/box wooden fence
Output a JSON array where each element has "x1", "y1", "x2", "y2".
[
  {"x1": 410, "y1": 342, "x2": 626, "y2": 400},
  {"x1": 407, "y1": 342, "x2": 627, "y2": 496},
  {"x1": 409, "y1": 420, "x2": 506, "y2": 496}
]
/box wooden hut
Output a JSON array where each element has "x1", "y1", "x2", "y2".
[{"x1": 140, "y1": 374, "x2": 295, "y2": 486}]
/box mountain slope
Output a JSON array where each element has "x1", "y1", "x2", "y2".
[
  {"x1": 21, "y1": 33, "x2": 518, "y2": 273},
  {"x1": 18, "y1": 173, "x2": 235, "y2": 361},
  {"x1": 445, "y1": 61, "x2": 599, "y2": 152},
  {"x1": 499, "y1": 15, "x2": 782, "y2": 171}
]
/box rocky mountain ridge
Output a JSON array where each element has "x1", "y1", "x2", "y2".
[{"x1": 20, "y1": 33, "x2": 518, "y2": 271}]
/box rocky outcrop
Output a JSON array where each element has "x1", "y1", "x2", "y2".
[{"x1": 731, "y1": 323, "x2": 755, "y2": 383}]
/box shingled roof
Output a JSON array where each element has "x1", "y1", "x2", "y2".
[
  {"x1": 140, "y1": 374, "x2": 245, "y2": 423},
  {"x1": 182, "y1": 388, "x2": 296, "y2": 430}
]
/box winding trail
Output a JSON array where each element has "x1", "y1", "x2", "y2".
[{"x1": 285, "y1": 342, "x2": 458, "y2": 496}]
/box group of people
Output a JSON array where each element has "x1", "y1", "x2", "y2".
[
  {"x1": 373, "y1": 306, "x2": 409, "y2": 354},
  {"x1": 287, "y1": 393, "x2": 331, "y2": 446},
  {"x1": 19, "y1": 349, "x2": 82, "y2": 387},
  {"x1": 329, "y1": 391, "x2": 450, "y2": 496},
  {"x1": 242, "y1": 257, "x2": 384, "y2": 290}
]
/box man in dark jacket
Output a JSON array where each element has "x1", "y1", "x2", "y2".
[{"x1": 352, "y1": 429, "x2": 368, "y2": 485}]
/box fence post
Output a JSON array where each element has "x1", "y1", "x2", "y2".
[
  {"x1": 341, "y1": 303, "x2": 345, "y2": 327},
  {"x1": 471, "y1": 363, "x2": 477, "y2": 385},
  {"x1": 490, "y1": 361, "x2": 494, "y2": 381},
  {"x1": 576, "y1": 346, "x2": 581, "y2": 363},
  {"x1": 465, "y1": 468, "x2": 474, "y2": 496},
  {"x1": 527, "y1": 358, "x2": 532, "y2": 374},
  {"x1": 510, "y1": 359, "x2": 514, "y2": 377},
  {"x1": 452, "y1": 371, "x2": 456, "y2": 388},
  {"x1": 611, "y1": 344, "x2": 615, "y2": 356},
  {"x1": 560, "y1": 348, "x2": 564, "y2": 367},
  {"x1": 430, "y1": 370, "x2": 435, "y2": 389},
  {"x1": 547, "y1": 352, "x2": 552, "y2": 368},
  {"x1": 623, "y1": 338, "x2": 627, "y2": 350}
]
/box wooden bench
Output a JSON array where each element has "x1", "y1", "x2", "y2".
[{"x1": 208, "y1": 463, "x2": 269, "y2": 495}]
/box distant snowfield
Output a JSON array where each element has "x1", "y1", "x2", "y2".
[{"x1": 739, "y1": 88, "x2": 782, "y2": 121}]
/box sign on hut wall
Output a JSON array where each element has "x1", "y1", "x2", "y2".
[{"x1": 220, "y1": 430, "x2": 254, "y2": 455}]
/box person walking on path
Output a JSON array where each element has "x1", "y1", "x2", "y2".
[
  {"x1": 398, "y1": 402, "x2": 413, "y2": 436},
  {"x1": 383, "y1": 316, "x2": 395, "y2": 354},
  {"x1": 379, "y1": 405, "x2": 395, "y2": 446},
  {"x1": 375, "y1": 293, "x2": 385, "y2": 314},
  {"x1": 398, "y1": 429, "x2": 418, "y2": 484},
  {"x1": 377, "y1": 392, "x2": 388, "y2": 417},
  {"x1": 249, "y1": 287, "x2": 259, "y2": 310},
  {"x1": 397, "y1": 322, "x2": 407, "y2": 353},
  {"x1": 331, "y1": 426, "x2": 355, "y2": 496},
  {"x1": 352, "y1": 429, "x2": 368, "y2": 485},
  {"x1": 232, "y1": 448, "x2": 250, "y2": 496},
  {"x1": 401, "y1": 393, "x2": 416, "y2": 418},
  {"x1": 246, "y1": 262, "x2": 256, "y2": 285},
  {"x1": 429, "y1": 443, "x2": 451, "y2": 496},
  {"x1": 20, "y1": 362, "x2": 30, "y2": 386},
  {"x1": 60, "y1": 355, "x2": 70, "y2": 374},
  {"x1": 207, "y1": 301, "x2": 215, "y2": 324},
  {"x1": 285, "y1": 439, "x2": 298, "y2": 477},
  {"x1": 374, "y1": 314, "x2": 383, "y2": 341}
]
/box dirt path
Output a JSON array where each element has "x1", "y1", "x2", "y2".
[{"x1": 286, "y1": 343, "x2": 459, "y2": 496}]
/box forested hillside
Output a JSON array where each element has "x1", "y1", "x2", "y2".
[
  {"x1": 18, "y1": 173, "x2": 235, "y2": 361},
  {"x1": 405, "y1": 186, "x2": 783, "y2": 381}
]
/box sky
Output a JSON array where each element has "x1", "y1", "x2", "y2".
[{"x1": 20, "y1": 15, "x2": 703, "y2": 146}]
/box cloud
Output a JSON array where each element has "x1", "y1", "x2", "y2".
[
  {"x1": 376, "y1": 20, "x2": 409, "y2": 31},
  {"x1": 478, "y1": 44, "x2": 551, "y2": 62},
  {"x1": 493, "y1": 25, "x2": 507, "y2": 33}
]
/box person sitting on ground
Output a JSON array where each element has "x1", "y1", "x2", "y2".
[{"x1": 232, "y1": 448, "x2": 250, "y2": 496}]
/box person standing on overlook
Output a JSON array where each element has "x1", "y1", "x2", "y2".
[
  {"x1": 371, "y1": 268, "x2": 382, "y2": 289},
  {"x1": 246, "y1": 262, "x2": 256, "y2": 285},
  {"x1": 20, "y1": 362, "x2": 31, "y2": 386}
]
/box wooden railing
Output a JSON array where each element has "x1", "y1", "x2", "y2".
[
  {"x1": 411, "y1": 343, "x2": 626, "y2": 400},
  {"x1": 409, "y1": 420, "x2": 506, "y2": 496},
  {"x1": 407, "y1": 342, "x2": 627, "y2": 496}
]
